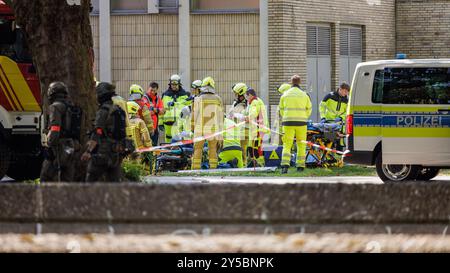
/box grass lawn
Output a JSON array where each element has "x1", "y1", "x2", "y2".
[{"x1": 160, "y1": 165, "x2": 377, "y2": 178}]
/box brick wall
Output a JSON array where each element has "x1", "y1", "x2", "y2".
[
  {"x1": 396, "y1": 0, "x2": 450, "y2": 59},
  {"x1": 268, "y1": 0, "x2": 396, "y2": 105}
]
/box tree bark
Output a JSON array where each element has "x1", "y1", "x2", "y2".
[{"x1": 10, "y1": 0, "x2": 96, "y2": 181}]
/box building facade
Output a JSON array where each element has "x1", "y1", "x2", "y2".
[{"x1": 90, "y1": 0, "x2": 449, "y2": 121}]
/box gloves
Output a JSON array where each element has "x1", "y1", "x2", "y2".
[
  {"x1": 149, "y1": 106, "x2": 155, "y2": 112},
  {"x1": 158, "y1": 125, "x2": 165, "y2": 132},
  {"x1": 167, "y1": 101, "x2": 175, "y2": 107},
  {"x1": 186, "y1": 96, "x2": 195, "y2": 101},
  {"x1": 180, "y1": 131, "x2": 192, "y2": 138},
  {"x1": 321, "y1": 118, "x2": 326, "y2": 123},
  {"x1": 233, "y1": 113, "x2": 245, "y2": 122}
]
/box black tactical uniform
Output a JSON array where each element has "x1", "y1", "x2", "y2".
[
  {"x1": 84, "y1": 82, "x2": 126, "y2": 182},
  {"x1": 40, "y1": 82, "x2": 77, "y2": 182}
]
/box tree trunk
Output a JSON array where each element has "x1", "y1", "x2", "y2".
[{"x1": 11, "y1": 0, "x2": 96, "y2": 181}]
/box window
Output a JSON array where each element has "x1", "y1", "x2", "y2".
[
  {"x1": 191, "y1": 0, "x2": 259, "y2": 13},
  {"x1": 340, "y1": 26, "x2": 362, "y2": 85},
  {"x1": 111, "y1": 0, "x2": 147, "y2": 13},
  {"x1": 372, "y1": 70, "x2": 384, "y2": 103},
  {"x1": 382, "y1": 67, "x2": 450, "y2": 105}
]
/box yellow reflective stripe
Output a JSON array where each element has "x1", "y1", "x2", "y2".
[
  {"x1": 355, "y1": 127, "x2": 450, "y2": 138},
  {"x1": 352, "y1": 105, "x2": 442, "y2": 112},
  {"x1": 0, "y1": 57, "x2": 40, "y2": 112},
  {"x1": 0, "y1": 71, "x2": 16, "y2": 111}
]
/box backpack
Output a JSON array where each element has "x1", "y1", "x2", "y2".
[
  {"x1": 107, "y1": 104, "x2": 127, "y2": 141},
  {"x1": 62, "y1": 102, "x2": 82, "y2": 141}
]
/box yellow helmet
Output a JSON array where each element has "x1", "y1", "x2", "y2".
[
  {"x1": 277, "y1": 83, "x2": 291, "y2": 94},
  {"x1": 127, "y1": 101, "x2": 140, "y2": 115},
  {"x1": 201, "y1": 76, "x2": 215, "y2": 89},
  {"x1": 232, "y1": 83, "x2": 248, "y2": 96},
  {"x1": 129, "y1": 84, "x2": 144, "y2": 96}
]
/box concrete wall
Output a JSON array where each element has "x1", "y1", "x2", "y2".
[
  {"x1": 396, "y1": 0, "x2": 450, "y2": 59},
  {"x1": 268, "y1": 0, "x2": 396, "y2": 105}
]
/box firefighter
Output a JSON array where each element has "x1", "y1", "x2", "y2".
[
  {"x1": 174, "y1": 80, "x2": 202, "y2": 141},
  {"x1": 218, "y1": 114, "x2": 244, "y2": 168},
  {"x1": 82, "y1": 82, "x2": 128, "y2": 182},
  {"x1": 129, "y1": 84, "x2": 154, "y2": 136},
  {"x1": 144, "y1": 82, "x2": 164, "y2": 146},
  {"x1": 229, "y1": 83, "x2": 249, "y2": 163},
  {"x1": 127, "y1": 101, "x2": 152, "y2": 150},
  {"x1": 191, "y1": 76, "x2": 224, "y2": 170},
  {"x1": 245, "y1": 88, "x2": 269, "y2": 168},
  {"x1": 40, "y1": 82, "x2": 78, "y2": 182},
  {"x1": 279, "y1": 75, "x2": 312, "y2": 174},
  {"x1": 161, "y1": 74, "x2": 191, "y2": 143}
]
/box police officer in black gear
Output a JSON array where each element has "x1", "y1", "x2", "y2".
[
  {"x1": 82, "y1": 82, "x2": 127, "y2": 182},
  {"x1": 40, "y1": 82, "x2": 77, "y2": 182}
]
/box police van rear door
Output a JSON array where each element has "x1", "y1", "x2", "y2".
[{"x1": 381, "y1": 65, "x2": 450, "y2": 166}]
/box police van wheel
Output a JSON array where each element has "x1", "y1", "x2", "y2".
[
  {"x1": 375, "y1": 153, "x2": 419, "y2": 182},
  {"x1": 0, "y1": 143, "x2": 11, "y2": 180},
  {"x1": 415, "y1": 167, "x2": 440, "y2": 181}
]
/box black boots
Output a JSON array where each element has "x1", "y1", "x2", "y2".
[
  {"x1": 281, "y1": 166, "x2": 289, "y2": 174},
  {"x1": 297, "y1": 167, "x2": 305, "y2": 172}
]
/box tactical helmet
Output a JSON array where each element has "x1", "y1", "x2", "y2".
[
  {"x1": 201, "y1": 76, "x2": 215, "y2": 89},
  {"x1": 96, "y1": 82, "x2": 116, "y2": 99},
  {"x1": 232, "y1": 83, "x2": 248, "y2": 96},
  {"x1": 47, "y1": 82, "x2": 68, "y2": 98},
  {"x1": 191, "y1": 80, "x2": 202, "y2": 89},
  {"x1": 127, "y1": 101, "x2": 140, "y2": 116},
  {"x1": 129, "y1": 84, "x2": 144, "y2": 96},
  {"x1": 277, "y1": 83, "x2": 291, "y2": 94}
]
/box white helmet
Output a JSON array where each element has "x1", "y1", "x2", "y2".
[{"x1": 170, "y1": 74, "x2": 181, "y2": 85}]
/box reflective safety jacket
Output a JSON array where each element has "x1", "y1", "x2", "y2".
[
  {"x1": 319, "y1": 91, "x2": 348, "y2": 121},
  {"x1": 127, "y1": 117, "x2": 152, "y2": 150},
  {"x1": 192, "y1": 90, "x2": 224, "y2": 140},
  {"x1": 222, "y1": 118, "x2": 242, "y2": 151},
  {"x1": 144, "y1": 93, "x2": 164, "y2": 129},
  {"x1": 279, "y1": 85, "x2": 312, "y2": 126},
  {"x1": 161, "y1": 87, "x2": 191, "y2": 125},
  {"x1": 247, "y1": 97, "x2": 269, "y2": 140}
]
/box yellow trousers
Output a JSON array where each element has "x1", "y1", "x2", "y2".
[
  {"x1": 281, "y1": 126, "x2": 307, "y2": 168},
  {"x1": 192, "y1": 140, "x2": 218, "y2": 170},
  {"x1": 219, "y1": 149, "x2": 244, "y2": 168}
]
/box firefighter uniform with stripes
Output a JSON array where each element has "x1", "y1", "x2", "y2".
[
  {"x1": 191, "y1": 77, "x2": 224, "y2": 170},
  {"x1": 126, "y1": 101, "x2": 152, "y2": 150},
  {"x1": 279, "y1": 75, "x2": 312, "y2": 173},
  {"x1": 218, "y1": 117, "x2": 244, "y2": 168},
  {"x1": 40, "y1": 82, "x2": 77, "y2": 182}
]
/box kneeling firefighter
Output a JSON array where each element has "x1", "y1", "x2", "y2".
[
  {"x1": 40, "y1": 82, "x2": 81, "y2": 182},
  {"x1": 218, "y1": 114, "x2": 244, "y2": 168}
]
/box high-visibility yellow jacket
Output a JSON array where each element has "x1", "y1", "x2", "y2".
[
  {"x1": 279, "y1": 85, "x2": 312, "y2": 126},
  {"x1": 247, "y1": 97, "x2": 269, "y2": 140},
  {"x1": 127, "y1": 117, "x2": 152, "y2": 150},
  {"x1": 161, "y1": 87, "x2": 191, "y2": 125},
  {"x1": 319, "y1": 91, "x2": 348, "y2": 121},
  {"x1": 192, "y1": 89, "x2": 224, "y2": 140},
  {"x1": 222, "y1": 118, "x2": 241, "y2": 150}
]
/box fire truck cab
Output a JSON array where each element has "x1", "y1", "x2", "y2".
[{"x1": 0, "y1": 1, "x2": 43, "y2": 181}]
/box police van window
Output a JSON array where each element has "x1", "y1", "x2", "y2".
[
  {"x1": 382, "y1": 67, "x2": 450, "y2": 105},
  {"x1": 372, "y1": 70, "x2": 383, "y2": 103}
]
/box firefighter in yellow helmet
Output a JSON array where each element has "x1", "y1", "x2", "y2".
[
  {"x1": 126, "y1": 101, "x2": 152, "y2": 150},
  {"x1": 191, "y1": 76, "x2": 224, "y2": 170},
  {"x1": 245, "y1": 88, "x2": 269, "y2": 168},
  {"x1": 229, "y1": 82, "x2": 249, "y2": 163},
  {"x1": 218, "y1": 113, "x2": 244, "y2": 168},
  {"x1": 279, "y1": 75, "x2": 312, "y2": 174},
  {"x1": 129, "y1": 84, "x2": 154, "y2": 136}
]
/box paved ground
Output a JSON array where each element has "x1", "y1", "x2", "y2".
[
  {"x1": 144, "y1": 175, "x2": 450, "y2": 185},
  {"x1": 3, "y1": 175, "x2": 450, "y2": 184},
  {"x1": 2, "y1": 233, "x2": 450, "y2": 253}
]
